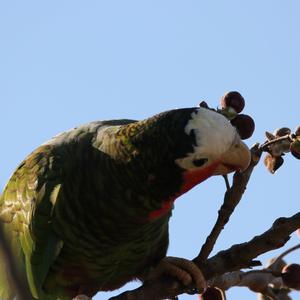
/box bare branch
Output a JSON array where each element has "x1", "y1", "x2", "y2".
[
  {"x1": 195, "y1": 144, "x2": 262, "y2": 264},
  {"x1": 259, "y1": 134, "x2": 293, "y2": 152},
  {"x1": 268, "y1": 243, "x2": 300, "y2": 270},
  {"x1": 109, "y1": 212, "x2": 300, "y2": 300}
]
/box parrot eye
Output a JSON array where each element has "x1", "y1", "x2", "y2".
[{"x1": 193, "y1": 158, "x2": 208, "y2": 167}]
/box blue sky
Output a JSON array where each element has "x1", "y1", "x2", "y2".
[{"x1": 1, "y1": 1, "x2": 300, "y2": 299}]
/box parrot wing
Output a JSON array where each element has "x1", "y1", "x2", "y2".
[
  {"x1": 0, "y1": 119, "x2": 137, "y2": 299},
  {"x1": 0, "y1": 144, "x2": 64, "y2": 300}
]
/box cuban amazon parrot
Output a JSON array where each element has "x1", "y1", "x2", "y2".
[{"x1": 0, "y1": 107, "x2": 251, "y2": 299}]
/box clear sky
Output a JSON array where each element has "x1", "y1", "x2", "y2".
[{"x1": 1, "y1": 1, "x2": 300, "y2": 299}]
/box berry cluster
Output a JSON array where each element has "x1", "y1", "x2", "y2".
[
  {"x1": 263, "y1": 126, "x2": 300, "y2": 173},
  {"x1": 290, "y1": 130, "x2": 300, "y2": 159},
  {"x1": 198, "y1": 287, "x2": 223, "y2": 300},
  {"x1": 219, "y1": 91, "x2": 255, "y2": 140},
  {"x1": 199, "y1": 91, "x2": 255, "y2": 140},
  {"x1": 282, "y1": 263, "x2": 300, "y2": 290}
]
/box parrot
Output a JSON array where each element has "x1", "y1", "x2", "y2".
[{"x1": 0, "y1": 106, "x2": 251, "y2": 299}]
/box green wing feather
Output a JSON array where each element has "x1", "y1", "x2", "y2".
[
  {"x1": 0, "y1": 120, "x2": 137, "y2": 299},
  {"x1": 0, "y1": 145, "x2": 63, "y2": 300}
]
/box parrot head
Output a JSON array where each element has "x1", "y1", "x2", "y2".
[
  {"x1": 176, "y1": 107, "x2": 250, "y2": 177},
  {"x1": 174, "y1": 107, "x2": 251, "y2": 195},
  {"x1": 144, "y1": 107, "x2": 251, "y2": 220}
]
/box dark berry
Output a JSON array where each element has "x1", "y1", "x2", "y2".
[
  {"x1": 220, "y1": 91, "x2": 245, "y2": 113},
  {"x1": 199, "y1": 101, "x2": 209, "y2": 109},
  {"x1": 273, "y1": 127, "x2": 291, "y2": 137},
  {"x1": 199, "y1": 287, "x2": 223, "y2": 300},
  {"x1": 264, "y1": 154, "x2": 284, "y2": 174},
  {"x1": 282, "y1": 263, "x2": 300, "y2": 290},
  {"x1": 290, "y1": 139, "x2": 300, "y2": 159},
  {"x1": 230, "y1": 114, "x2": 255, "y2": 139}
]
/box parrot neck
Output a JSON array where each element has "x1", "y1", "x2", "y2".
[{"x1": 148, "y1": 162, "x2": 219, "y2": 220}]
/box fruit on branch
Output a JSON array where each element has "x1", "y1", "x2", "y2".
[
  {"x1": 290, "y1": 139, "x2": 300, "y2": 159},
  {"x1": 263, "y1": 127, "x2": 300, "y2": 173},
  {"x1": 199, "y1": 287, "x2": 223, "y2": 300},
  {"x1": 230, "y1": 114, "x2": 255, "y2": 139},
  {"x1": 265, "y1": 136, "x2": 290, "y2": 158},
  {"x1": 274, "y1": 128, "x2": 291, "y2": 137},
  {"x1": 258, "y1": 290, "x2": 292, "y2": 300},
  {"x1": 264, "y1": 128, "x2": 291, "y2": 158},
  {"x1": 264, "y1": 154, "x2": 284, "y2": 174},
  {"x1": 273, "y1": 127, "x2": 291, "y2": 137},
  {"x1": 282, "y1": 263, "x2": 300, "y2": 290},
  {"x1": 266, "y1": 257, "x2": 287, "y2": 273},
  {"x1": 199, "y1": 101, "x2": 209, "y2": 109},
  {"x1": 220, "y1": 91, "x2": 245, "y2": 113}
]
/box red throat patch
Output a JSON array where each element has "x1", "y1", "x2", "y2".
[{"x1": 148, "y1": 162, "x2": 219, "y2": 220}]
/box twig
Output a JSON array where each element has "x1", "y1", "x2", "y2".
[
  {"x1": 268, "y1": 243, "x2": 300, "y2": 270},
  {"x1": 209, "y1": 269, "x2": 281, "y2": 294},
  {"x1": 194, "y1": 144, "x2": 262, "y2": 264},
  {"x1": 259, "y1": 134, "x2": 293, "y2": 152},
  {"x1": 195, "y1": 135, "x2": 296, "y2": 266},
  {"x1": 220, "y1": 288, "x2": 227, "y2": 300},
  {"x1": 223, "y1": 175, "x2": 231, "y2": 191}
]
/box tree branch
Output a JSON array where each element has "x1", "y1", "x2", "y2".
[
  {"x1": 108, "y1": 212, "x2": 300, "y2": 300},
  {"x1": 195, "y1": 144, "x2": 262, "y2": 264}
]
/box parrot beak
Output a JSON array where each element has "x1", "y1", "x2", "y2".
[{"x1": 213, "y1": 140, "x2": 251, "y2": 175}]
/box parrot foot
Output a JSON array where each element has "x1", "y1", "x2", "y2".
[
  {"x1": 148, "y1": 256, "x2": 206, "y2": 290},
  {"x1": 73, "y1": 295, "x2": 91, "y2": 300}
]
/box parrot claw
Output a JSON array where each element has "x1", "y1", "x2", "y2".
[{"x1": 148, "y1": 256, "x2": 207, "y2": 291}]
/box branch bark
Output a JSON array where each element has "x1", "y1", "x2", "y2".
[
  {"x1": 195, "y1": 144, "x2": 261, "y2": 264},
  {"x1": 109, "y1": 213, "x2": 300, "y2": 300}
]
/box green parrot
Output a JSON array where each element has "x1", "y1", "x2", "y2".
[{"x1": 0, "y1": 107, "x2": 250, "y2": 299}]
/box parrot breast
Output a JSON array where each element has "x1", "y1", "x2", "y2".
[{"x1": 148, "y1": 161, "x2": 220, "y2": 220}]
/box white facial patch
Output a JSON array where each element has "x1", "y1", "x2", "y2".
[{"x1": 176, "y1": 108, "x2": 238, "y2": 169}]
